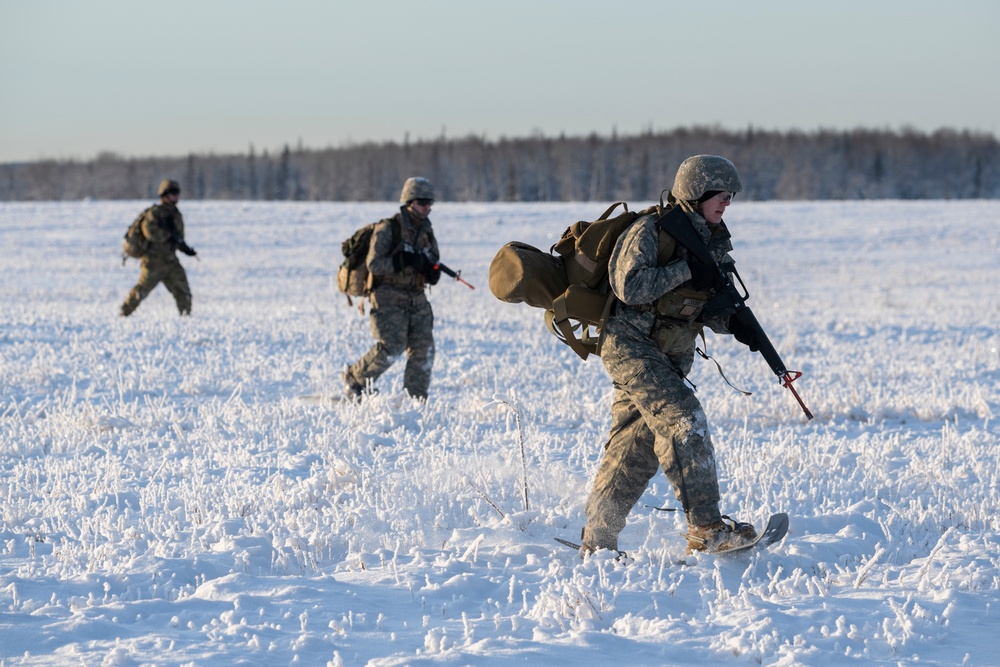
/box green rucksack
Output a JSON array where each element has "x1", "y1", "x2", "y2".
[
  {"x1": 336, "y1": 216, "x2": 401, "y2": 306},
  {"x1": 121, "y1": 206, "x2": 154, "y2": 263},
  {"x1": 489, "y1": 202, "x2": 659, "y2": 359}
]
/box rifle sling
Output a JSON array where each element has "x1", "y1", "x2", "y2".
[
  {"x1": 653, "y1": 205, "x2": 717, "y2": 268},
  {"x1": 695, "y1": 333, "x2": 753, "y2": 397}
]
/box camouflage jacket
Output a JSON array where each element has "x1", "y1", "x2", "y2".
[
  {"x1": 366, "y1": 208, "x2": 440, "y2": 292},
  {"x1": 140, "y1": 202, "x2": 186, "y2": 262},
  {"x1": 605, "y1": 207, "x2": 735, "y2": 371}
]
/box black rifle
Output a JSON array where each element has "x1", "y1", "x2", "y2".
[
  {"x1": 159, "y1": 214, "x2": 197, "y2": 257},
  {"x1": 419, "y1": 247, "x2": 474, "y2": 289},
  {"x1": 434, "y1": 260, "x2": 474, "y2": 289},
  {"x1": 656, "y1": 206, "x2": 813, "y2": 420},
  {"x1": 172, "y1": 233, "x2": 197, "y2": 257}
]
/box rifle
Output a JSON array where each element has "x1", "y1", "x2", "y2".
[
  {"x1": 434, "y1": 260, "x2": 475, "y2": 289},
  {"x1": 160, "y1": 215, "x2": 198, "y2": 258},
  {"x1": 656, "y1": 206, "x2": 813, "y2": 420},
  {"x1": 172, "y1": 234, "x2": 198, "y2": 258},
  {"x1": 419, "y1": 247, "x2": 474, "y2": 289}
]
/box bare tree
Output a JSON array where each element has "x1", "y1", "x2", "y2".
[{"x1": 2, "y1": 127, "x2": 997, "y2": 202}]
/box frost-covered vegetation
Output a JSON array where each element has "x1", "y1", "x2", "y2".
[{"x1": 1, "y1": 200, "x2": 998, "y2": 666}]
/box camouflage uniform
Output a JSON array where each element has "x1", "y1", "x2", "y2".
[
  {"x1": 120, "y1": 187, "x2": 193, "y2": 316},
  {"x1": 347, "y1": 207, "x2": 440, "y2": 399},
  {"x1": 582, "y1": 156, "x2": 749, "y2": 553}
]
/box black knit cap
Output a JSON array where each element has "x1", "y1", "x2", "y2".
[{"x1": 697, "y1": 190, "x2": 722, "y2": 204}]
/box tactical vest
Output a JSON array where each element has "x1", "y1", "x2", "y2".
[
  {"x1": 372, "y1": 210, "x2": 436, "y2": 291},
  {"x1": 651, "y1": 225, "x2": 714, "y2": 322}
]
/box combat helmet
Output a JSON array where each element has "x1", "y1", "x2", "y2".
[
  {"x1": 399, "y1": 177, "x2": 435, "y2": 204},
  {"x1": 157, "y1": 179, "x2": 181, "y2": 197},
  {"x1": 671, "y1": 155, "x2": 743, "y2": 202}
]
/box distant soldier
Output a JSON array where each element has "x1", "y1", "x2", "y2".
[
  {"x1": 582, "y1": 155, "x2": 766, "y2": 555},
  {"x1": 120, "y1": 179, "x2": 197, "y2": 317},
  {"x1": 344, "y1": 177, "x2": 441, "y2": 399}
]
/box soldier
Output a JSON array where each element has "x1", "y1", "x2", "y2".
[
  {"x1": 582, "y1": 155, "x2": 763, "y2": 555},
  {"x1": 120, "y1": 179, "x2": 197, "y2": 317},
  {"x1": 344, "y1": 177, "x2": 441, "y2": 399}
]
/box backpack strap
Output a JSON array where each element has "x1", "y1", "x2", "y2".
[
  {"x1": 545, "y1": 310, "x2": 595, "y2": 360},
  {"x1": 545, "y1": 291, "x2": 618, "y2": 360},
  {"x1": 659, "y1": 187, "x2": 678, "y2": 213},
  {"x1": 393, "y1": 207, "x2": 407, "y2": 250},
  {"x1": 598, "y1": 201, "x2": 628, "y2": 220}
]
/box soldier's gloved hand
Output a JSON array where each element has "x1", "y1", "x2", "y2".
[
  {"x1": 178, "y1": 241, "x2": 197, "y2": 257},
  {"x1": 687, "y1": 257, "x2": 715, "y2": 290},
  {"x1": 426, "y1": 263, "x2": 442, "y2": 285},
  {"x1": 409, "y1": 252, "x2": 430, "y2": 273},
  {"x1": 728, "y1": 315, "x2": 761, "y2": 352},
  {"x1": 393, "y1": 251, "x2": 428, "y2": 273}
]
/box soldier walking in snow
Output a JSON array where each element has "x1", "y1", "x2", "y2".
[
  {"x1": 120, "y1": 179, "x2": 197, "y2": 317},
  {"x1": 582, "y1": 155, "x2": 767, "y2": 554},
  {"x1": 343, "y1": 177, "x2": 441, "y2": 400}
]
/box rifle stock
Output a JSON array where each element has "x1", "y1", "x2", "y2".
[{"x1": 656, "y1": 207, "x2": 813, "y2": 420}]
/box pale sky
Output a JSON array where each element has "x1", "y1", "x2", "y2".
[{"x1": 2, "y1": 0, "x2": 997, "y2": 163}]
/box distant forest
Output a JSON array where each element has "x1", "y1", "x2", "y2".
[{"x1": 2, "y1": 126, "x2": 998, "y2": 202}]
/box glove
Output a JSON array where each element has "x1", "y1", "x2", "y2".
[
  {"x1": 426, "y1": 263, "x2": 442, "y2": 285},
  {"x1": 393, "y1": 251, "x2": 429, "y2": 273},
  {"x1": 177, "y1": 241, "x2": 197, "y2": 257},
  {"x1": 728, "y1": 315, "x2": 761, "y2": 352},
  {"x1": 687, "y1": 257, "x2": 715, "y2": 290}
]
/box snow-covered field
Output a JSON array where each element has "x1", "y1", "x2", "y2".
[{"x1": 1, "y1": 198, "x2": 998, "y2": 666}]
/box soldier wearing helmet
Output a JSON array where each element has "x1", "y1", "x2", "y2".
[
  {"x1": 343, "y1": 177, "x2": 441, "y2": 400},
  {"x1": 120, "y1": 179, "x2": 197, "y2": 317},
  {"x1": 582, "y1": 155, "x2": 765, "y2": 555}
]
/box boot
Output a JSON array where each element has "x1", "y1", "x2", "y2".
[
  {"x1": 342, "y1": 368, "x2": 363, "y2": 399},
  {"x1": 686, "y1": 516, "x2": 757, "y2": 554}
]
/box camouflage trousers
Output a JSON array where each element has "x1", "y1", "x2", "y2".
[
  {"x1": 121, "y1": 257, "x2": 191, "y2": 316},
  {"x1": 349, "y1": 286, "x2": 434, "y2": 399},
  {"x1": 582, "y1": 316, "x2": 721, "y2": 551}
]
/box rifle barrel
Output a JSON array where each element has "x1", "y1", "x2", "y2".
[
  {"x1": 731, "y1": 307, "x2": 786, "y2": 377},
  {"x1": 434, "y1": 261, "x2": 475, "y2": 289}
]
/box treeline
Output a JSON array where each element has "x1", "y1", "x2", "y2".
[{"x1": 2, "y1": 126, "x2": 998, "y2": 202}]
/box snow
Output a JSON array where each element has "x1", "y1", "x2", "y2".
[{"x1": 1, "y1": 199, "x2": 998, "y2": 666}]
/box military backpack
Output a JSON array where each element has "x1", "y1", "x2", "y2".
[
  {"x1": 336, "y1": 217, "x2": 402, "y2": 305},
  {"x1": 121, "y1": 206, "x2": 155, "y2": 262},
  {"x1": 489, "y1": 202, "x2": 659, "y2": 359}
]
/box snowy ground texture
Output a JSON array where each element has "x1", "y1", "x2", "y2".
[{"x1": 1, "y1": 199, "x2": 998, "y2": 666}]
